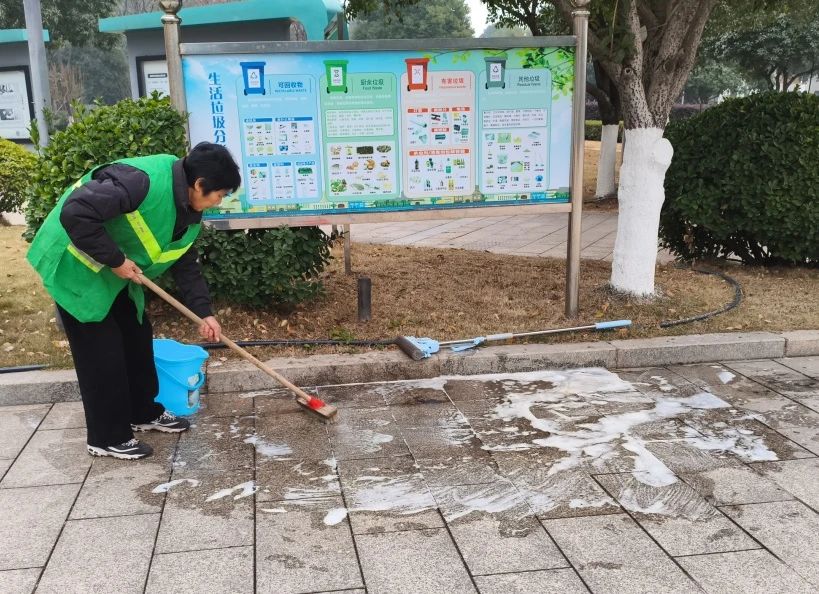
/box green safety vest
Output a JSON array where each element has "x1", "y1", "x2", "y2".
[{"x1": 27, "y1": 154, "x2": 201, "y2": 323}]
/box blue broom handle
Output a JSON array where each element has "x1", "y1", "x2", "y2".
[{"x1": 440, "y1": 320, "x2": 632, "y2": 345}]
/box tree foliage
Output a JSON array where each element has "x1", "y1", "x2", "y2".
[
  {"x1": 0, "y1": 0, "x2": 118, "y2": 49},
  {"x1": 351, "y1": 0, "x2": 473, "y2": 40},
  {"x1": 704, "y1": 2, "x2": 819, "y2": 91}
]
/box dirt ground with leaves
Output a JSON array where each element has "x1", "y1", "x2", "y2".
[{"x1": 2, "y1": 223, "x2": 818, "y2": 369}]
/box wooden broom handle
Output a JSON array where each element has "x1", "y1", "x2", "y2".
[{"x1": 138, "y1": 275, "x2": 314, "y2": 403}]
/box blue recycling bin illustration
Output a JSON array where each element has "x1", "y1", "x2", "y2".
[{"x1": 240, "y1": 61, "x2": 266, "y2": 95}]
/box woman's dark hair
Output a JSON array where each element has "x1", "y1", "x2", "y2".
[{"x1": 183, "y1": 142, "x2": 241, "y2": 194}]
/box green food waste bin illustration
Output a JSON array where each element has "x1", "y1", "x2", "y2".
[{"x1": 324, "y1": 60, "x2": 349, "y2": 93}]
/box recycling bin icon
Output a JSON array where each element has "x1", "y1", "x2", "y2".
[
  {"x1": 484, "y1": 56, "x2": 507, "y2": 89},
  {"x1": 240, "y1": 61, "x2": 266, "y2": 95}
]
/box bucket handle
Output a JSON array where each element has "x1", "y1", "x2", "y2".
[{"x1": 155, "y1": 362, "x2": 206, "y2": 391}]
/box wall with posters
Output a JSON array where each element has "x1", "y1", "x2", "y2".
[
  {"x1": 182, "y1": 41, "x2": 574, "y2": 223},
  {"x1": 0, "y1": 29, "x2": 50, "y2": 142}
]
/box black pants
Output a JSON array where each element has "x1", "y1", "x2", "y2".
[{"x1": 57, "y1": 289, "x2": 164, "y2": 447}]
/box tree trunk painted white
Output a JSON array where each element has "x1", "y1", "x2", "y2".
[
  {"x1": 610, "y1": 127, "x2": 674, "y2": 296},
  {"x1": 595, "y1": 124, "x2": 619, "y2": 198}
]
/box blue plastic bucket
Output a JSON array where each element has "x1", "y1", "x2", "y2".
[{"x1": 153, "y1": 339, "x2": 209, "y2": 416}]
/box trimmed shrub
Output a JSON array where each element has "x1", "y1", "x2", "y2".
[
  {"x1": 661, "y1": 92, "x2": 819, "y2": 265},
  {"x1": 0, "y1": 139, "x2": 37, "y2": 214},
  {"x1": 24, "y1": 93, "x2": 333, "y2": 305},
  {"x1": 669, "y1": 104, "x2": 709, "y2": 120},
  {"x1": 24, "y1": 95, "x2": 187, "y2": 240},
  {"x1": 198, "y1": 226, "x2": 331, "y2": 308}
]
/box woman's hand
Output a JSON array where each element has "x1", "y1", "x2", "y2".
[
  {"x1": 111, "y1": 258, "x2": 142, "y2": 283},
  {"x1": 199, "y1": 316, "x2": 221, "y2": 342}
]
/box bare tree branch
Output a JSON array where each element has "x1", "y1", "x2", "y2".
[
  {"x1": 647, "y1": 0, "x2": 716, "y2": 117},
  {"x1": 636, "y1": 1, "x2": 658, "y2": 31},
  {"x1": 552, "y1": 0, "x2": 623, "y2": 80}
]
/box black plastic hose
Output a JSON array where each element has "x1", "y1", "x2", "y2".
[{"x1": 659, "y1": 265, "x2": 743, "y2": 328}]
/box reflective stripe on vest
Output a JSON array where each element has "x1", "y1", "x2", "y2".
[
  {"x1": 124, "y1": 210, "x2": 194, "y2": 265},
  {"x1": 66, "y1": 244, "x2": 103, "y2": 272}
]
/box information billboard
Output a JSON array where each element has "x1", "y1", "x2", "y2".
[{"x1": 181, "y1": 40, "x2": 575, "y2": 224}]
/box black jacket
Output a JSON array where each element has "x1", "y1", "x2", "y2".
[{"x1": 59, "y1": 159, "x2": 213, "y2": 318}]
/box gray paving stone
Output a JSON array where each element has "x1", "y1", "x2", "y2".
[
  {"x1": 751, "y1": 458, "x2": 819, "y2": 510},
  {"x1": 346, "y1": 381, "x2": 450, "y2": 406},
  {"x1": 0, "y1": 458, "x2": 10, "y2": 478},
  {"x1": 0, "y1": 484, "x2": 79, "y2": 570},
  {"x1": 155, "y1": 470, "x2": 255, "y2": 554},
  {"x1": 70, "y1": 459, "x2": 170, "y2": 519},
  {"x1": 723, "y1": 358, "x2": 811, "y2": 385},
  {"x1": 397, "y1": 410, "x2": 485, "y2": 458},
  {"x1": 174, "y1": 415, "x2": 255, "y2": 474},
  {"x1": 338, "y1": 456, "x2": 443, "y2": 534},
  {"x1": 680, "y1": 464, "x2": 793, "y2": 506},
  {"x1": 356, "y1": 528, "x2": 476, "y2": 594},
  {"x1": 782, "y1": 332, "x2": 819, "y2": 357},
  {"x1": 145, "y1": 546, "x2": 253, "y2": 594},
  {"x1": 493, "y1": 452, "x2": 621, "y2": 519},
  {"x1": 36, "y1": 514, "x2": 158, "y2": 594},
  {"x1": 255, "y1": 411, "x2": 332, "y2": 461},
  {"x1": 474, "y1": 568, "x2": 589, "y2": 594},
  {"x1": 0, "y1": 428, "x2": 89, "y2": 488},
  {"x1": 543, "y1": 514, "x2": 700, "y2": 593},
  {"x1": 672, "y1": 362, "x2": 819, "y2": 425},
  {"x1": 645, "y1": 439, "x2": 761, "y2": 474},
  {"x1": 416, "y1": 451, "x2": 502, "y2": 487},
  {"x1": 315, "y1": 382, "x2": 396, "y2": 408},
  {"x1": 0, "y1": 568, "x2": 40, "y2": 594},
  {"x1": 433, "y1": 481, "x2": 567, "y2": 575},
  {"x1": 723, "y1": 500, "x2": 819, "y2": 586},
  {"x1": 595, "y1": 472, "x2": 758, "y2": 556},
  {"x1": 391, "y1": 401, "x2": 469, "y2": 428},
  {"x1": 326, "y1": 406, "x2": 409, "y2": 460},
  {"x1": 612, "y1": 333, "x2": 786, "y2": 368},
  {"x1": 440, "y1": 342, "x2": 617, "y2": 376},
  {"x1": 256, "y1": 457, "x2": 341, "y2": 503},
  {"x1": 39, "y1": 401, "x2": 85, "y2": 430},
  {"x1": 772, "y1": 423, "x2": 819, "y2": 455},
  {"x1": 251, "y1": 386, "x2": 308, "y2": 415},
  {"x1": 206, "y1": 350, "x2": 441, "y2": 392},
  {"x1": 195, "y1": 391, "x2": 254, "y2": 418},
  {"x1": 0, "y1": 404, "x2": 50, "y2": 458},
  {"x1": 615, "y1": 367, "x2": 699, "y2": 397},
  {"x1": 678, "y1": 548, "x2": 816, "y2": 594},
  {"x1": 256, "y1": 497, "x2": 363, "y2": 594},
  {"x1": 680, "y1": 415, "x2": 815, "y2": 462},
  {"x1": 0, "y1": 369, "x2": 79, "y2": 405},
  {"x1": 777, "y1": 356, "x2": 819, "y2": 378}
]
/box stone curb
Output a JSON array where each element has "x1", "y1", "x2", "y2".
[{"x1": 1, "y1": 330, "x2": 818, "y2": 406}]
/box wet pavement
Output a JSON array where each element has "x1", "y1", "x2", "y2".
[{"x1": 1, "y1": 356, "x2": 819, "y2": 593}]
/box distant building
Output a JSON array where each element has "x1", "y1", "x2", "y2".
[
  {"x1": 98, "y1": 0, "x2": 346, "y2": 100},
  {"x1": 0, "y1": 28, "x2": 50, "y2": 143}
]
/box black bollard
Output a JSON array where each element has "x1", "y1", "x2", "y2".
[{"x1": 357, "y1": 276, "x2": 372, "y2": 322}]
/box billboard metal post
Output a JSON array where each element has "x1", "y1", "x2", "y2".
[
  {"x1": 565, "y1": 0, "x2": 590, "y2": 318},
  {"x1": 160, "y1": 0, "x2": 188, "y2": 142},
  {"x1": 23, "y1": 0, "x2": 51, "y2": 147}
]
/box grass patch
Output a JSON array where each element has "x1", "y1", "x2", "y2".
[{"x1": 3, "y1": 222, "x2": 817, "y2": 369}]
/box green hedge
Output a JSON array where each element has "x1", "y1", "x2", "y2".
[
  {"x1": 0, "y1": 139, "x2": 37, "y2": 214},
  {"x1": 24, "y1": 94, "x2": 333, "y2": 306},
  {"x1": 585, "y1": 120, "x2": 623, "y2": 142},
  {"x1": 661, "y1": 92, "x2": 819, "y2": 265}
]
